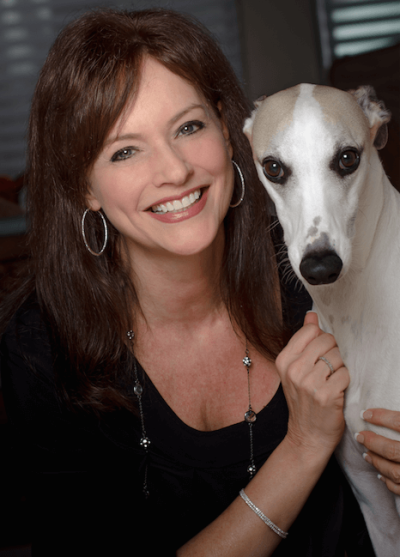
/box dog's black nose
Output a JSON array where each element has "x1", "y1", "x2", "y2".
[{"x1": 300, "y1": 251, "x2": 343, "y2": 285}]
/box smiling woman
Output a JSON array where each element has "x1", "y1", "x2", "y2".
[
  {"x1": 0, "y1": 7, "x2": 391, "y2": 557},
  {"x1": 87, "y1": 58, "x2": 234, "y2": 257}
]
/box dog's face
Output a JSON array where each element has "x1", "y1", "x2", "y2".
[{"x1": 244, "y1": 84, "x2": 389, "y2": 286}]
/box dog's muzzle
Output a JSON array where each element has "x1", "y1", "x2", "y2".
[{"x1": 300, "y1": 250, "x2": 343, "y2": 285}]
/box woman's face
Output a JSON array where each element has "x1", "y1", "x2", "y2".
[{"x1": 87, "y1": 56, "x2": 234, "y2": 259}]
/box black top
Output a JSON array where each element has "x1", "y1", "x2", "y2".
[{"x1": 0, "y1": 294, "x2": 374, "y2": 556}]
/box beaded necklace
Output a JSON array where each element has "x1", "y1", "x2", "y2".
[{"x1": 126, "y1": 330, "x2": 256, "y2": 498}]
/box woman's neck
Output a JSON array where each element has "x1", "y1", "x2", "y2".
[{"x1": 129, "y1": 228, "x2": 226, "y2": 331}]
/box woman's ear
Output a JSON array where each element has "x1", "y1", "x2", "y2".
[
  {"x1": 217, "y1": 101, "x2": 233, "y2": 158},
  {"x1": 85, "y1": 190, "x2": 102, "y2": 212}
]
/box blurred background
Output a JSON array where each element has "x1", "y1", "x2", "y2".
[{"x1": 0, "y1": 0, "x2": 399, "y2": 554}]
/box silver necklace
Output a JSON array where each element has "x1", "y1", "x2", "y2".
[
  {"x1": 243, "y1": 344, "x2": 257, "y2": 477},
  {"x1": 127, "y1": 330, "x2": 150, "y2": 498},
  {"x1": 127, "y1": 330, "x2": 257, "y2": 497}
]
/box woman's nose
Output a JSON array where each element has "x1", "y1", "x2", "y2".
[{"x1": 151, "y1": 144, "x2": 193, "y2": 188}]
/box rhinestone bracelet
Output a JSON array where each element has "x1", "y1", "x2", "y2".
[{"x1": 239, "y1": 489, "x2": 288, "y2": 539}]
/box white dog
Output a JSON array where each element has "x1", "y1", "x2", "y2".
[{"x1": 244, "y1": 83, "x2": 400, "y2": 556}]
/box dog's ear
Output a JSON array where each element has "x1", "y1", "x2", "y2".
[
  {"x1": 243, "y1": 96, "x2": 267, "y2": 148},
  {"x1": 254, "y1": 94, "x2": 267, "y2": 107},
  {"x1": 348, "y1": 85, "x2": 391, "y2": 150},
  {"x1": 243, "y1": 111, "x2": 255, "y2": 144}
]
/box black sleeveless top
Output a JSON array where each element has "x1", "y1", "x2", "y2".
[{"x1": 0, "y1": 295, "x2": 374, "y2": 556}]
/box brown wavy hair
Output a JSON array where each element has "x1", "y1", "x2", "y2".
[{"x1": 4, "y1": 8, "x2": 289, "y2": 415}]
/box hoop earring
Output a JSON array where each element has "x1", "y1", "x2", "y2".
[
  {"x1": 230, "y1": 160, "x2": 245, "y2": 208},
  {"x1": 81, "y1": 208, "x2": 108, "y2": 256}
]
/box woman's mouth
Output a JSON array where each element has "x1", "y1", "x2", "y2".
[{"x1": 151, "y1": 189, "x2": 202, "y2": 214}]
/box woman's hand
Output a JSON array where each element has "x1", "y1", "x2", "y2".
[
  {"x1": 356, "y1": 409, "x2": 400, "y2": 495},
  {"x1": 276, "y1": 312, "x2": 350, "y2": 456}
]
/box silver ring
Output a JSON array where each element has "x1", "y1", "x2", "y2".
[{"x1": 319, "y1": 356, "x2": 335, "y2": 377}]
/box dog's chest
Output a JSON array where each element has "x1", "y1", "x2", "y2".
[{"x1": 312, "y1": 268, "x2": 400, "y2": 442}]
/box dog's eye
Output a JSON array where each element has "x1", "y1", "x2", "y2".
[
  {"x1": 263, "y1": 159, "x2": 284, "y2": 183},
  {"x1": 338, "y1": 150, "x2": 360, "y2": 175}
]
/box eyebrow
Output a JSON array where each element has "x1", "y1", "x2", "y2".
[{"x1": 104, "y1": 103, "x2": 207, "y2": 147}]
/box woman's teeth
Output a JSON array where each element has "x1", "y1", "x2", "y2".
[{"x1": 151, "y1": 189, "x2": 201, "y2": 214}]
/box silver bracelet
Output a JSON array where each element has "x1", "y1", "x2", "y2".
[{"x1": 239, "y1": 489, "x2": 288, "y2": 539}]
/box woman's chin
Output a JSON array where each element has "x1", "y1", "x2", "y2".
[{"x1": 159, "y1": 227, "x2": 223, "y2": 259}]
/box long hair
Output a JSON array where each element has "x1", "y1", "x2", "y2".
[{"x1": 3, "y1": 8, "x2": 289, "y2": 415}]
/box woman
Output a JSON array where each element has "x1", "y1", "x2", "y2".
[{"x1": 1, "y1": 9, "x2": 399, "y2": 556}]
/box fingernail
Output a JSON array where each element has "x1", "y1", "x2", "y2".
[
  {"x1": 377, "y1": 474, "x2": 385, "y2": 482},
  {"x1": 360, "y1": 409, "x2": 373, "y2": 420},
  {"x1": 355, "y1": 432, "x2": 364, "y2": 443},
  {"x1": 363, "y1": 452, "x2": 372, "y2": 463}
]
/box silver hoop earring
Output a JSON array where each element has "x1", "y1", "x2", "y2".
[
  {"x1": 230, "y1": 160, "x2": 245, "y2": 208},
  {"x1": 81, "y1": 209, "x2": 108, "y2": 256}
]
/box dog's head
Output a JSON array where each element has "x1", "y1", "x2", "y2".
[{"x1": 244, "y1": 84, "x2": 391, "y2": 286}]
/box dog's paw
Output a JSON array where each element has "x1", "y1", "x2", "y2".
[{"x1": 348, "y1": 85, "x2": 391, "y2": 149}]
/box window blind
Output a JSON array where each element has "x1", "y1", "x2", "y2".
[{"x1": 316, "y1": 0, "x2": 400, "y2": 69}]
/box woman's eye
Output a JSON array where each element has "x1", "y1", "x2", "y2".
[
  {"x1": 263, "y1": 159, "x2": 284, "y2": 182},
  {"x1": 178, "y1": 121, "x2": 204, "y2": 136},
  {"x1": 338, "y1": 150, "x2": 360, "y2": 174},
  {"x1": 111, "y1": 147, "x2": 136, "y2": 162}
]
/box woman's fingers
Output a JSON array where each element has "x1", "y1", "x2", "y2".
[
  {"x1": 357, "y1": 430, "x2": 400, "y2": 463},
  {"x1": 303, "y1": 311, "x2": 320, "y2": 327},
  {"x1": 320, "y1": 364, "x2": 350, "y2": 393},
  {"x1": 278, "y1": 319, "x2": 322, "y2": 363},
  {"x1": 361, "y1": 408, "x2": 400, "y2": 433},
  {"x1": 277, "y1": 318, "x2": 338, "y2": 380},
  {"x1": 356, "y1": 409, "x2": 400, "y2": 496},
  {"x1": 379, "y1": 476, "x2": 400, "y2": 496},
  {"x1": 316, "y1": 347, "x2": 344, "y2": 381},
  {"x1": 277, "y1": 314, "x2": 347, "y2": 404},
  {"x1": 360, "y1": 442, "x2": 400, "y2": 495},
  {"x1": 278, "y1": 333, "x2": 339, "y2": 386}
]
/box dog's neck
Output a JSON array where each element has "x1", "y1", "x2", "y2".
[{"x1": 352, "y1": 149, "x2": 386, "y2": 270}]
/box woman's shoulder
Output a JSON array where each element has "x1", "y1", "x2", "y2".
[
  {"x1": 1, "y1": 291, "x2": 54, "y2": 390},
  {"x1": 2, "y1": 291, "x2": 50, "y2": 348}
]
